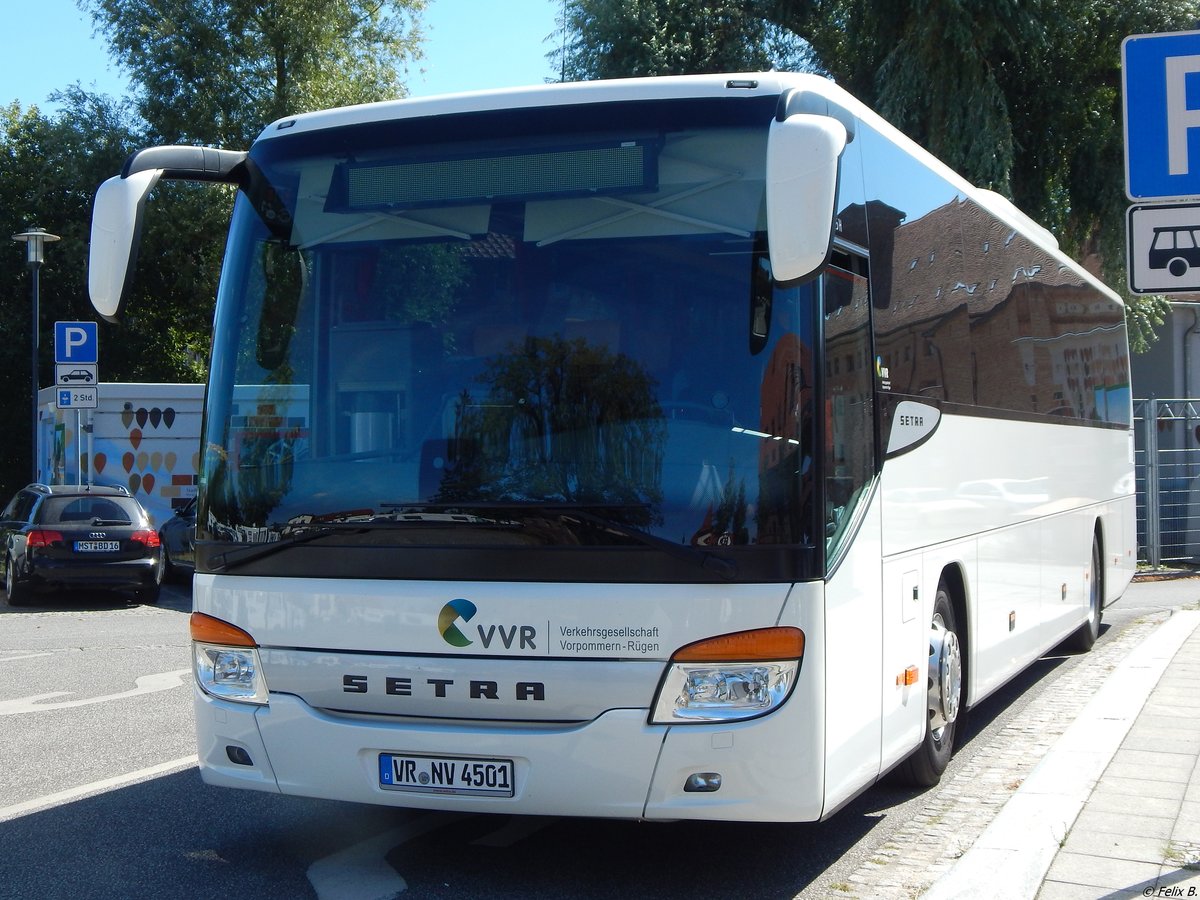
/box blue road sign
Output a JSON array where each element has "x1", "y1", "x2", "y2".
[
  {"x1": 54, "y1": 321, "x2": 98, "y2": 365},
  {"x1": 1124, "y1": 30, "x2": 1200, "y2": 200}
]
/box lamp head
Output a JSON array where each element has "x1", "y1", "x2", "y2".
[{"x1": 11, "y1": 227, "x2": 61, "y2": 266}]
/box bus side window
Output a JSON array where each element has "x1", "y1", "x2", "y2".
[{"x1": 823, "y1": 254, "x2": 874, "y2": 565}]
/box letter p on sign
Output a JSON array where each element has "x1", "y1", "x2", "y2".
[
  {"x1": 1167, "y1": 55, "x2": 1200, "y2": 175},
  {"x1": 1123, "y1": 30, "x2": 1200, "y2": 200},
  {"x1": 54, "y1": 320, "x2": 98, "y2": 364}
]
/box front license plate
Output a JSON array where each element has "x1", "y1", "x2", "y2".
[
  {"x1": 74, "y1": 541, "x2": 120, "y2": 552},
  {"x1": 379, "y1": 753, "x2": 514, "y2": 797}
]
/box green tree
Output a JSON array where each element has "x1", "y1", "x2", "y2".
[
  {"x1": 81, "y1": 0, "x2": 427, "y2": 147},
  {"x1": 555, "y1": 0, "x2": 811, "y2": 80}
]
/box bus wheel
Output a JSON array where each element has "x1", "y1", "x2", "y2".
[
  {"x1": 1170, "y1": 257, "x2": 1189, "y2": 277},
  {"x1": 1063, "y1": 535, "x2": 1102, "y2": 653},
  {"x1": 897, "y1": 583, "x2": 962, "y2": 786}
]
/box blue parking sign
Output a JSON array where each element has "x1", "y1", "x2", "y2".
[
  {"x1": 1124, "y1": 30, "x2": 1200, "y2": 200},
  {"x1": 54, "y1": 320, "x2": 98, "y2": 364}
]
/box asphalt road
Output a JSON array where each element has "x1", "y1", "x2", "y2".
[{"x1": 0, "y1": 577, "x2": 1189, "y2": 900}]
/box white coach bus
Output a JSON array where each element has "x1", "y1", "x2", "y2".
[{"x1": 88, "y1": 73, "x2": 1135, "y2": 822}]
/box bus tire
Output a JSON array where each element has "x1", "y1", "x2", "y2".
[
  {"x1": 896, "y1": 582, "x2": 962, "y2": 787},
  {"x1": 1170, "y1": 257, "x2": 1189, "y2": 277},
  {"x1": 1063, "y1": 534, "x2": 1102, "y2": 653}
]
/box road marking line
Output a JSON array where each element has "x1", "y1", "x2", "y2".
[
  {"x1": 0, "y1": 669, "x2": 190, "y2": 715},
  {"x1": 307, "y1": 813, "x2": 465, "y2": 900},
  {"x1": 0, "y1": 754, "x2": 198, "y2": 822},
  {"x1": 0, "y1": 653, "x2": 52, "y2": 663}
]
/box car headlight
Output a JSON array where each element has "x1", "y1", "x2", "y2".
[
  {"x1": 650, "y1": 627, "x2": 804, "y2": 724},
  {"x1": 191, "y1": 612, "x2": 268, "y2": 705}
]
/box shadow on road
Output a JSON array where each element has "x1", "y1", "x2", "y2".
[{"x1": 0, "y1": 581, "x2": 192, "y2": 615}]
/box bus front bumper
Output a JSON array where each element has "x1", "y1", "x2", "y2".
[{"x1": 195, "y1": 686, "x2": 825, "y2": 822}]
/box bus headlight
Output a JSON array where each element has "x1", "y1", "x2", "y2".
[
  {"x1": 650, "y1": 627, "x2": 804, "y2": 724},
  {"x1": 191, "y1": 612, "x2": 268, "y2": 705}
]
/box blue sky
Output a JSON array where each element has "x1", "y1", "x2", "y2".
[{"x1": 0, "y1": 0, "x2": 561, "y2": 111}]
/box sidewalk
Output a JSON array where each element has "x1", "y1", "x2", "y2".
[{"x1": 924, "y1": 606, "x2": 1200, "y2": 900}]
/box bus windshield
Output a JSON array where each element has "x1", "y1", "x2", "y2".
[{"x1": 201, "y1": 98, "x2": 819, "y2": 580}]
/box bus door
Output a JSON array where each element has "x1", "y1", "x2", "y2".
[{"x1": 818, "y1": 246, "x2": 885, "y2": 808}]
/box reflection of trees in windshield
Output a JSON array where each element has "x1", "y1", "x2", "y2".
[
  {"x1": 690, "y1": 462, "x2": 750, "y2": 546},
  {"x1": 342, "y1": 243, "x2": 468, "y2": 335},
  {"x1": 206, "y1": 433, "x2": 298, "y2": 532},
  {"x1": 436, "y1": 336, "x2": 666, "y2": 527}
]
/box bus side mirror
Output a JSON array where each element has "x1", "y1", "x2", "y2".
[
  {"x1": 88, "y1": 169, "x2": 162, "y2": 321},
  {"x1": 88, "y1": 145, "x2": 248, "y2": 320},
  {"x1": 765, "y1": 114, "x2": 848, "y2": 284}
]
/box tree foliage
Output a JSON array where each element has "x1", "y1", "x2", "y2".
[
  {"x1": 555, "y1": 0, "x2": 811, "y2": 81},
  {"x1": 82, "y1": 0, "x2": 427, "y2": 147}
]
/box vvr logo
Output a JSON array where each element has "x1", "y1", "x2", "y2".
[
  {"x1": 438, "y1": 598, "x2": 476, "y2": 647},
  {"x1": 436, "y1": 598, "x2": 539, "y2": 650}
]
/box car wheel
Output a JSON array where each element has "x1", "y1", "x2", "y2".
[
  {"x1": 895, "y1": 581, "x2": 962, "y2": 786},
  {"x1": 137, "y1": 555, "x2": 164, "y2": 604},
  {"x1": 161, "y1": 542, "x2": 178, "y2": 583},
  {"x1": 5, "y1": 556, "x2": 28, "y2": 607}
]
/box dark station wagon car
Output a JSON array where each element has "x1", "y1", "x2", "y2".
[{"x1": 1, "y1": 483, "x2": 163, "y2": 606}]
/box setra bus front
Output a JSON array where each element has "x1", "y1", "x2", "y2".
[{"x1": 90, "y1": 73, "x2": 879, "y2": 822}]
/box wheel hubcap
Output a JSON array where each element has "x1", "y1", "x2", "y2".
[{"x1": 928, "y1": 613, "x2": 962, "y2": 737}]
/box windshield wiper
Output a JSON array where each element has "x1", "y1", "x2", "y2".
[
  {"x1": 377, "y1": 502, "x2": 739, "y2": 580},
  {"x1": 209, "y1": 503, "x2": 738, "y2": 579},
  {"x1": 208, "y1": 513, "x2": 522, "y2": 573},
  {"x1": 552, "y1": 506, "x2": 739, "y2": 581},
  {"x1": 208, "y1": 523, "x2": 358, "y2": 572}
]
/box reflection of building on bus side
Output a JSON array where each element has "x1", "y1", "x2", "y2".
[{"x1": 863, "y1": 198, "x2": 1129, "y2": 425}]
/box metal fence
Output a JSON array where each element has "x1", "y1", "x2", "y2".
[{"x1": 1135, "y1": 398, "x2": 1200, "y2": 567}]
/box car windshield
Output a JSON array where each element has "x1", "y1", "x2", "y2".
[{"x1": 201, "y1": 96, "x2": 818, "y2": 560}]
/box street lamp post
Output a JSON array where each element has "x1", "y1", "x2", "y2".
[{"x1": 12, "y1": 227, "x2": 61, "y2": 483}]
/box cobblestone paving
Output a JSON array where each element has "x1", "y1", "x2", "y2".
[{"x1": 814, "y1": 613, "x2": 1170, "y2": 900}]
